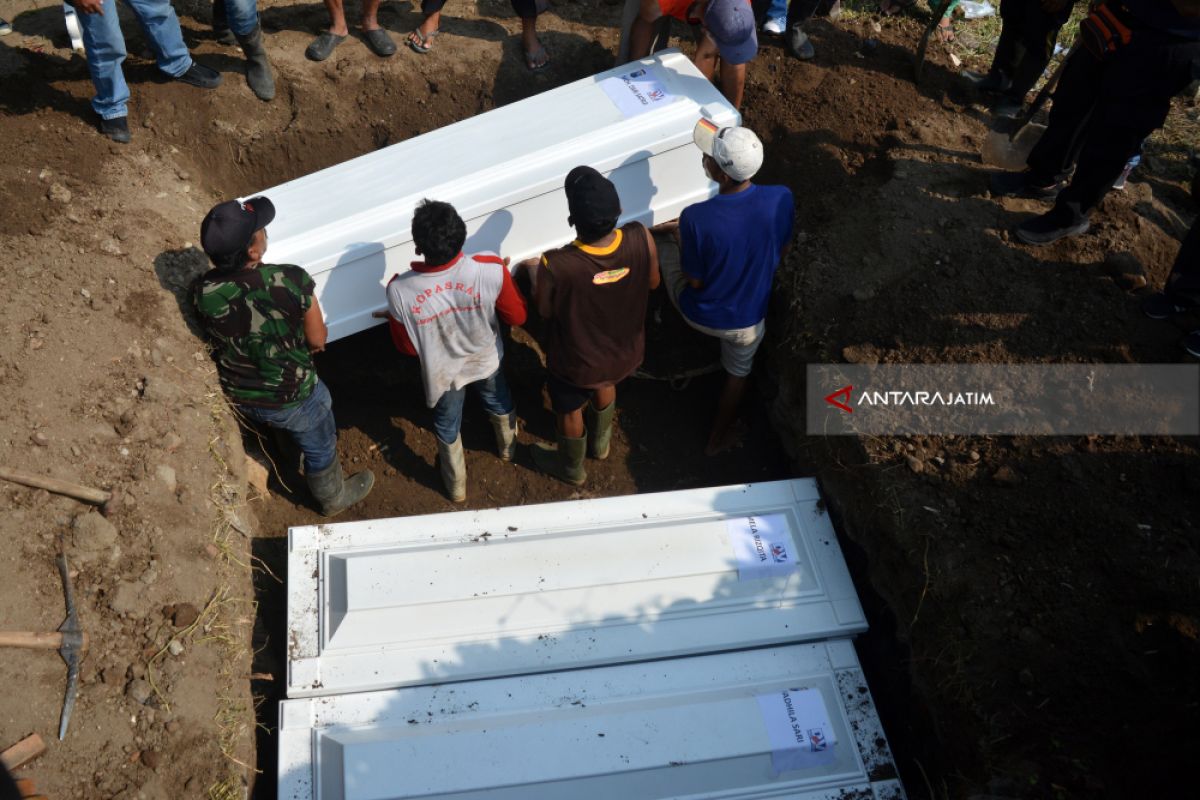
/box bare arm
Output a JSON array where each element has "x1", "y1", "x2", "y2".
[
  {"x1": 629, "y1": 0, "x2": 663, "y2": 59},
  {"x1": 718, "y1": 61, "x2": 746, "y2": 110},
  {"x1": 644, "y1": 225, "x2": 661, "y2": 291},
  {"x1": 305, "y1": 296, "x2": 328, "y2": 353},
  {"x1": 692, "y1": 31, "x2": 720, "y2": 80}
]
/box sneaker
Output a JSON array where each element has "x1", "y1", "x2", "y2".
[
  {"x1": 1015, "y1": 209, "x2": 1090, "y2": 246},
  {"x1": 787, "y1": 25, "x2": 815, "y2": 60},
  {"x1": 1142, "y1": 292, "x2": 1194, "y2": 320},
  {"x1": 0, "y1": 18, "x2": 12, "y2": 35},
  {"x1": 1183, "y1": 330, "x2": 1200, "y2": 359},
  {"x1": 989, "y1": 170, "x2": 1064, "y2": 199},
  {"x1": 175, "y1": 61, "x2": 222, "y2": 89},
  {"x1": 98, "y1": 115, "x2": 132, "y2": 144},
  {"x1": 763, "y1": 16, "x2": 786, "y2": 34}
]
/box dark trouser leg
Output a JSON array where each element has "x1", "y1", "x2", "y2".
[
  {"x1": 1003, "y1": 0, "x2": 1072, "y2": 102},
  {"x1": 1166, "y1": 221, "x2": 1200, "y2": 305},
  {"x1": 786, "y1": 0, "x2": 825, "y2": 28},
  {"x1": 1051, "y1": 120, "x2": 1156, "y2": 224},
  {"x1": 1025, "y1": 46, "x2": 1103, "y2": 183},
  {"x1": 990, "y1": 0, "x2": 1023, "y2": 78},
  {"x1": 1049, "y1": 37, "x2": 1200, "y2": 223}
]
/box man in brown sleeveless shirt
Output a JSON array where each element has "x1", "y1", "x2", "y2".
[{"x1": 529, "y1": 166, "x2": 661, "y2": 485}]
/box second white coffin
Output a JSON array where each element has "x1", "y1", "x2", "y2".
[
  {"x1": 287, "y1": 480, "x2": 867, "y2": 697},
  {"x1": 277, "y1": 640, "x2": 906, "y2": 800}
]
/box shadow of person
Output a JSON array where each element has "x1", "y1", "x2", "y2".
[
  {"x1": 152, "y1": 247, "x2": 213, "y2": 338},
  {"x1": 490, "y1": 29, "x2": 615, "y2": 106},
  {"x1": 0, "y1": 7, "x2": 95, "y2": 123}
]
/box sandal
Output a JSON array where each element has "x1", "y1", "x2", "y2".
[
  {"x1": 524, "y1": 43, "x2": 550, "y2": 71},
  {"x1": 305, "y1": 31, "x2": 346, "y2": 62},
  {"x1": 407, "y1": 27, "x2": 439, "y2": 54},
  {"x1": 362, "y1": 27, "x2": 397, "y2": 57},
  {"x1": 935, "y1": 17, "x2": 955, "y2": 44}
]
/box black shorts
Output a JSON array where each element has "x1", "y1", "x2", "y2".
[{"x1": 547, "y1": 374, "x2": 594, "y2": 414}]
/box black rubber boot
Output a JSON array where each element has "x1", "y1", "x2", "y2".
[
  {"x1": 212, "y1": 0, "x2": 237, "y2": 45},
  {"x1": 306, "y1": 461, "x2": 374, "y2": 517},
  {"x1": 236, "y1": 24, "x2": 275, "y2": 102}
]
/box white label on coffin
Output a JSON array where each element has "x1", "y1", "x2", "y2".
[
  {"x1": 599, "y1": 66, "x2": 674, "y2": 117},
  {"x1": 276, "y1": 640, "x2": 907, "y2": 800},
  {"x1": 756, "y1": 688, "x2": 837, "y2": 774},
  {"x1": 286, "y1": 480, "x2": 867, "y2": 697},
  {"x1": 728, "y1": 513, "x2": 799, "y2": 581},
  {"x1": 252, "y1": 50, "x2": 739, "y2": 342}
]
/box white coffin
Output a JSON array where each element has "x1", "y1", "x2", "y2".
[
  {"x1": 277, "y1": 640, "x2": 906, "y2": 800},
  {"x1": 256, "y1": 50, "x2": 739, "y2": 342},
  {"x1": 286, "y1": 480, "x2": 867, "y2": 697}
]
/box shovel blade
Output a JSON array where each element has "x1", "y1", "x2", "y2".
[{"x1": 982, "y1": 122, "x2": 1047, "y2": 171}]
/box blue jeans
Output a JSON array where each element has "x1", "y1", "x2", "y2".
[
  {"x1": 76, "y1": 0, "x2": 192, "y2": 120},
  {"x1": 223, "y1": 0, "x2": 260, "y2": 36},
  {"x1": 239, "y1": 380, "x2": 338, "y2": 474},
  {"x1": 767, "y1": 0, "x2": 787, "y2": 21},
  {"x1": 432, "y1": 369, "x2": 513, "y2": 445}
]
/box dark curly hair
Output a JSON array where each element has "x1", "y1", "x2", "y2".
[{"x1": 412, "y1": 199, "x2": 466, "y2": 267}]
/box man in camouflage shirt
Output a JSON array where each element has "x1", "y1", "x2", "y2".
[{"x1": 194, "y1": 197, "x2": 373, "y2": 517}]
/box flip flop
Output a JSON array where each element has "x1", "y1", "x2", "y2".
[
  {"x1": 363, "y1": 27, "x2": 397, "y2": 57},
  {"x1": 407, "y1": 27, "x2": 439, "y2": 54},
  {"x1": 524, "y1": 43, "x2": 550, "y2": 72},
  {"x1": 935, "y1": 18, "x2": 955, "y2": 44},
  {"x1": 305, "y1": 31, "x2": 346, "y2": 62}
]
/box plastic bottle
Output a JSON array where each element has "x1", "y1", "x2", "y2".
[{"x1": 959, "y1": 1, "x2": 996, "y2": 19}]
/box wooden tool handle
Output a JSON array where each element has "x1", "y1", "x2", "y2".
[
  {"x1": 0, "y1": 631, "x2": 64, "y2": 649},
  {"x1": 2, "y1": 734, "x2": 47, "y2": 771},
  {"x1": 0, "y1": 466, "x2": 110, "y2": 505}
]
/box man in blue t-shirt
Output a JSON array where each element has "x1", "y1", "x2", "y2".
[{"x1": 658, "y1": 119, "x2": 794, "y2": 454}]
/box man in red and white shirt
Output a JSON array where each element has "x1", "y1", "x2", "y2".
[{"x1": 385, "y1": 199, "x2": 527, "y2": 502}]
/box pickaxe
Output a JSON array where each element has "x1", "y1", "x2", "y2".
[{"x1": 0, "y1": 551, "x2": 89, "y2": 739}]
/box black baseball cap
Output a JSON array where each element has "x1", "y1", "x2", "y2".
[
  {"x1": 200, "y1": 196, "x2": 276, "y2": 260},
  {"x1": 564, "y1": 166, "x2": 620, "y2": 230}
]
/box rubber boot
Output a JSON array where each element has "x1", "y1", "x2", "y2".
[
  {"x1": 306, "y1": 461, "x2": 374, "y2": 517},
  {"x1": 212, "y1": 0, "x2": 237, "y2": 45},
  {"x1": 235, "y1": 24, "x2": 275, "y2": 102},
  {"x1": 437, "y1": 435, "x2": 467, "y2": 502},
  {"x1": 531, "y1": 432, "x2": 587, "y2": 486},
  {"x1": 488, "y1": 412, "x2": 518, "y2": 461},
  {"x1": 585, "y1": 401, "x2": 615, "y2": 460}
]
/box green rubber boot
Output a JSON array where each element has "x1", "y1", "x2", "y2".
[
  {"x1": 306, "y1": 461, "x2": 374, "y2": 517},
  {"x1": 585, "y1": 400, "x2": 615, "y2": 460},
  {"x1": 531, "y1": 431, "x2": 587, "y2": 486}
]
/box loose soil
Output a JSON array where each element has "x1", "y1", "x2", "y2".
[{"x1": 1, "y1": 1, "x2": 1197, "y2": 798}]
